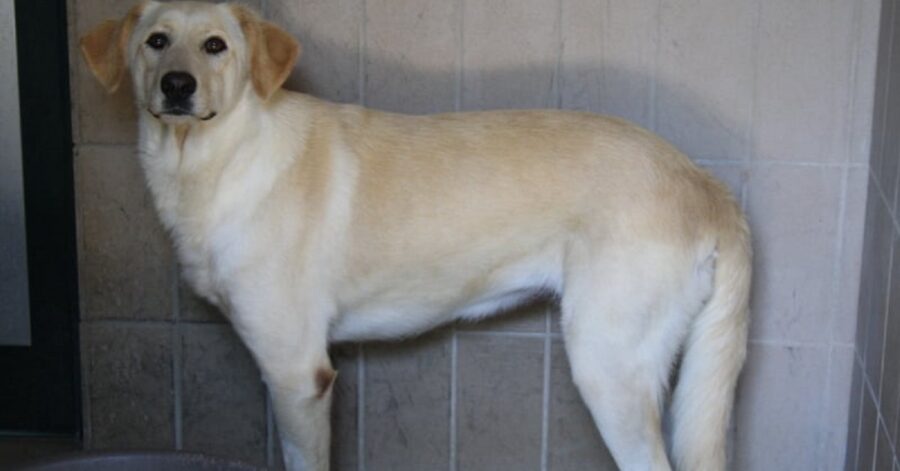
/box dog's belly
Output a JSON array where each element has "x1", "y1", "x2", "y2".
[
  {"x1": 329, "y1": 252, "x2": 563, "y2": 342},
  {"x1": 329, "y1": 286, "x2": 548, "y2": 343}
]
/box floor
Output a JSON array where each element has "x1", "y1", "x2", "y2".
[{"x1": 0, "y1": 436, "x2": 81, "y2": 468}]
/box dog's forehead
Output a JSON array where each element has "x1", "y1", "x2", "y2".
[{"x1": 137, "y1": 1, "x2": 239, "y2": 35}]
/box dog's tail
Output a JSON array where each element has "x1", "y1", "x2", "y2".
[{"x1": 670, "y1": 210, "x2": 752, "y2": 471}]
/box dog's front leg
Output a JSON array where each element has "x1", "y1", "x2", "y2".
[
  {"x1": 267, "y1": 362, "x2": 335, "y2": 471},
  {"x1": 233, "y1": 302, "x2": 336, "y2": 471}
]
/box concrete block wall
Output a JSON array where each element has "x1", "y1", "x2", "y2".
[
  {"x1": 68, "y1": 0, "x2": 879, "y2": 469},
  {"x1": 846, "y1": 0, "x2": 900, "y2": 469}
]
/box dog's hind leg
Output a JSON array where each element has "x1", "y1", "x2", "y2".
[{"x1": 560, "y1": 243, "x2": 708, "y2": 471}]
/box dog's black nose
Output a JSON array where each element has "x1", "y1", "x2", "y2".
[{"x1": 160, "y1": 71, "x2": 197, "y2": 102}]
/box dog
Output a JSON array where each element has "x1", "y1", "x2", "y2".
[{"x1": 80, "y1": 2, "x2": 751, "y2": 470}]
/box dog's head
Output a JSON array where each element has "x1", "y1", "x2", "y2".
[{"x1": 80, "y1": 1, "x2": 300, "y2": 125}]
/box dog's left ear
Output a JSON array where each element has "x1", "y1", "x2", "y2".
[
  {"x1": 231, "y1": 5, "x2": 301, "y2": 101},
  {"x1": 79, "y1": 2, "x2": 146, "y2": 93}
]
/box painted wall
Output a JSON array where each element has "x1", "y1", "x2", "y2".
[{"x1": 68, "y1": 0, "x2": 879, "y2": 469}]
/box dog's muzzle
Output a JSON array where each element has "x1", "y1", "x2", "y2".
[
  {"x1": 151, "y1": 71, "x2": 216, "y2": 121},
  {"x1": 160, "y1": 71, "x2": 196, "y2": 115}
]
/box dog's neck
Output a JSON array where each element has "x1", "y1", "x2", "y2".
[
  {"x1": 135, "y1": 85, "x2": 286, "y2": 232},
  {"x1": 138, "y1": 86, "x2": 263, "y2": 168}
]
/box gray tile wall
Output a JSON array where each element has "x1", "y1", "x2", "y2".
[
  {"x1": 847, "y1": 0, "x2": 900, "y2": 468},
  {"x1": 68, "y1": 0, "x2": 880, "y2": 469}
]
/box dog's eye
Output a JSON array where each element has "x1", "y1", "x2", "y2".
[
  {"x1": 146, "y1": 33, "x2": 169, "y2": 50},
  {"x1": 203, "y1": 37, "x2": 227, "y2": 54}
]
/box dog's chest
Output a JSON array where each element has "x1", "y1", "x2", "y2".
[
  {"x1": 147, "y1": 150, "x2": 286, "y2": 309},
  {"x1": 171, "y1": 204, "x2": 252, "y2": 307}
]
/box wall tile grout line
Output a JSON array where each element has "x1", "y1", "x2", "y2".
[
  {"x1": 845, "y1": 0, "x2": 864, "y2": 169},
  {"x1": 741, "y1": 0, "x2": 760, "y2": 213},
  {"x1": 266, "y1": 392, "x2": 275, "y2": 468},
  {"x1": 865, "y1": 156, "x2": 900, "y2": 462},
  {"x1": 829, "y1": 135, "x2": 854, "y2": 346},
  {"x1": 747, "y1": 160, "x2": 868, "y2": 169},
  {"x1": 834, "y1": 3, "x2": 870, "y2": 460},
  {"x1": 875, "y1": 163, "x2": 900, "y2": 234},
  {"x1": 172, "y1": 265, "x2": 183, "y2": 450},
  {"x1": 358, "y1": 0, "x2": 367, "y2": 108},
  {"x1": 456, "y1": 329, "x2": 563, "y2": 340},
  {"x1": 357, "y1": 343, "x2": 366, "y2": 471},
  {"x1": 73, "y1": 147, "x2": 93, "y2": 449},
  {"x1": 83, "y1": 318, "x2": 851, "y2": 346},
  {"x1": 820, "y1": 344, "x2": 838, "y2": 466},
  {"x1": 679, "y1": 159, "x2": 867, "y2": 169},
  {"x1": 68, "y1": 4, "x2": 81, "y2": 145},
  {"x1": 834, "y1": 340, "x2": 858, "y2": 349},
  {"x1": 649, "y1": 0, "x2": 661, "y2": 133},
  {"x1": 831, "y1": 343, "x2": 860, "y2": 353},
  {"x1": 871, "y1": 166, "x2": 900, "y2": 244},
  {"x1": 818, "y1": 92, "x2": 856, "y2": 464},
  {"x1": 80, "y1": 322, "x2": 92, "y2": 449},
  {"x1": 746, "y1": 338, "x2": 838, "y2": 349},
  {"x1": 884, "y1": 415, "x2": 900, "y2": 465},
  {"x1": 78, "y1": 319, "x2": 841, "y2": 349},
  {"x1": 72, "y1": 142, "x2": 873, "y2": 169},
  {"x1": 601, "y1": 0, "x2": 611, "y2": 117},
  {"x1": 450, "y1": 2, "x2": 463, "y2": 468},
  {"x1": 890, "y1": 376, "x2": 900, "y2": 460},
  {"x1": 880, "y1": 414, "x2": 900, "y2": 464},
  {"x1": 853, "y1": 353, "x2": 866, "y2": 470},
  {"x1": 449, "y1": 329, "x2": 458, "y2": 471},
  {"x1": 540, "y1": 308, "x2": 552, "y2": 471},
  {"x1": 551, "y1": 0, "x2": 563, "y2": 110},
  {"x1": 357, "y1": 2, "x2": 368, "y2": 468},
  {"x1": 864, "y1": 371, "x2": 883, "y2": 428},
  {"x1": 543, "y1": 0, "x2": 563, "y2": 463},
  {"x1": 76, "y1": 141, "x2": 140, "y2": 149},
  {"x1": 872, "y1": 400, "x2": 882, "y2": 467},
  {"x1": 746, "y1": 0, "x2": 761, "y2": 166},
  {"x1": 454, "y1": 0, "x2": 464, "y2": 114},
  {"x1": 79, "y1": 318, "x2": 193, "y2": 326}
]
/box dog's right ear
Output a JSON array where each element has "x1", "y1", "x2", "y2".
[{"x1": 80, "y1": 2, "x2": 146, "y2": 93}]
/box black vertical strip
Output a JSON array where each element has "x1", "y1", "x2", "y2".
[{"x1": 0, "y1": 0, "x2": 80, "y2": 436}]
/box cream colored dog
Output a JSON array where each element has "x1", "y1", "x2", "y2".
[{"x1": 81, "y1": 2, "x2": 751, "y2": 470}]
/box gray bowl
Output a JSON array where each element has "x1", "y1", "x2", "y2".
[{"x1": 14, "y1": 451, "x2": 266, "y2": 471}]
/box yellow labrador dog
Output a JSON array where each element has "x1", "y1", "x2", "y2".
[{"x1": 81, "y1": 2, "x2": 751, "y2": 470}]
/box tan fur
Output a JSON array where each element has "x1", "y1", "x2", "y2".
[
  {"x1": 80, "y1": 2, "x2": 146, "y2": 92},
  {"x1": 81, "y1": 3, "x2": 751, "y2": 471},
  {"x1": 230, "y1": 5, "x2": 300, "y2": 101}
]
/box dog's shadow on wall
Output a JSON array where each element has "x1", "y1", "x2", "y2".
[{"x1": 289, "y1": 33, "x2": 753, "y2": 156}]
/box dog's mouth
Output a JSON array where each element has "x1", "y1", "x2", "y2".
[{"x1": 148, "y1": 107, "x2": 218, "y2": 122}]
